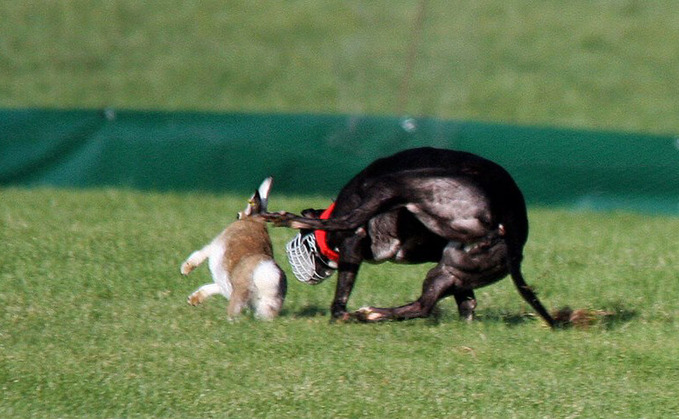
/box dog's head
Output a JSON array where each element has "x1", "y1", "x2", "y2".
[{"x1": 285, "y1": 208, "x2": 337, "y2": 285}]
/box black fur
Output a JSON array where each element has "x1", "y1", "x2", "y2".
[{"x1": 266, "y1": 147, "x2": 556, "y2": 327}]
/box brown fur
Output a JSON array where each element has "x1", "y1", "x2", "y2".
[
  {"x1": 220, "y1": 217, "x2": 275, "y2": 317},
  {"x1": 220, "y1": 218, "x2": 273, "y2": 272},
  {"x1": 181, "y1": 177, "x2": 286, "y2": 320}
]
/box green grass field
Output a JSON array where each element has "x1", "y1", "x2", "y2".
[
  {"x1": 2, "y1": 188, "x2": 678, "y2": 418},
  {"x1": 1, "y1": 1, "x2": 678, "y2": 134},
  {"x1": 2, "y1": 1, "x2": 679, "y2": 417}
]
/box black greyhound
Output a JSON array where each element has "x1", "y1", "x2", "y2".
[{"x1": 265, "y1": 147, "x2": 556, "y2": 327}]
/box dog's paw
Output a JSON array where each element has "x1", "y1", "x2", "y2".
[{"x1": 354, "y1": 307, "x2": 388, "y2": 322}]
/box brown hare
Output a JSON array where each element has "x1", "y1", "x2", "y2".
[{"x1": 181, "y1": 177, "x2": 286, "y2": 320}]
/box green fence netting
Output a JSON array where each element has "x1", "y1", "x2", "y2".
[{"x1": 1, "y1": 108, "x2": 678, "y2": 213}]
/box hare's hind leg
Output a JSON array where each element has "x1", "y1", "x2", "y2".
[
  {"x1": 227, "y1": 258, "x2": 259, "y2": 320},
  {"x1": 253, "y1": 294, "x2": 284, "y2": 320},
  {"x1": 226, "y1": 284, "x2": 250, "y2": 320},
  {"x1": 188, "y1": 283, "x2": 221, "y2": 306}
]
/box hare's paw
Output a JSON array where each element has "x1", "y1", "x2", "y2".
[
  {"x1": 181, "y1": 249, "x2": 209, "y2": 275},
  {"x1": 180, "y1": 261, "x2": 196, "y2": 276},
  {"x1": 187, "y1": 283, "x2": 220, "y2": 306},
  {"x1": 187, "y1": 291, "x2": 206, "y2": 306}
]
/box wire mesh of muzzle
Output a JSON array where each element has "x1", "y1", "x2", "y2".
[{"x1": 285, "y1": 232, "x2": 335, "y2": 285}]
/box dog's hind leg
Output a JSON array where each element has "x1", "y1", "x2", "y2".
[
  {"x1": 354, "y1": 264, "x2": 458, "y2": 322},
  {"x1": 453, "y1": 289, "x2": 477, "y2": 322}
]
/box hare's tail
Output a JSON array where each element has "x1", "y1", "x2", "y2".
[{"x1": 251, "y1": 260, "x2": 287, "y2": 320}]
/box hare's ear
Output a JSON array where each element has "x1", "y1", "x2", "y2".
[
  {"x1": 239, "y1": 190, "x2": 262, "y2": 219},
  {"x1": 256, "y1": 177, "x2": 273, "y2": 211},
  {"x1": 238, "y1": 177, "x2": 273, "y2": 219}
]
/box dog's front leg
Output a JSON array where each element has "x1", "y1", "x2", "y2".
[
  {"x1": 330, "y1": 234, "x2": 365, "y2": 321},
  {"x1": 331, "y1": 265, "x2": 359, "y2": 321}
]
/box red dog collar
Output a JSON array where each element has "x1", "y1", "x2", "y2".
[{"x1": 314, "y1": 202, "x2": 340, "y2": 262}]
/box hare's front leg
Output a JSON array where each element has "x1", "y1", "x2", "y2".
[
  {"x1": 181, "y1": 245, "x2": 211, "y2": 276},
  {"x1": 188, "y1": 283, "x2": 221, "y2": 306}
]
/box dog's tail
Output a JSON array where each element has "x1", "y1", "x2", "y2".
[
  {"x1": 263, "y1": 200, "x2": 386, "y2": 232},
  {"x1": 263, "y1": 175, "x2": 402, "y2": 231}
]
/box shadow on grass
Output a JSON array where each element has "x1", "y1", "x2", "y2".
[
  {"x1": 474, "y1": 310, "x2": 537, "y2": 327},
  {"x1": 292, "y1": 305, "x2": 330, "y2": 318},
  {"x1": 287, "y1": 303, "x2": 638, "y2": 330},
  {"x1": 476, "y1": 304, "x2": 639, "y2": 330},
  {"x1": 289, "y1": 305, "x2": 447, "y2": 326}
]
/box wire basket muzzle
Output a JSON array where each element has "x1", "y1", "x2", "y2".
[{"x1": 285, "y1": 232, "x2": 336, "y2": 285}]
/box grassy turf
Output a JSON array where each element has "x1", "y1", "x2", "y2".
[
  {"x1": 2, "y1": 187, "x2": 678, "y2": 418},
  {"x1": 1, "y1": 1, "x2": 678, "y2": 134},
  {"x1": 2, "y1": 1, "x2": 679, "y2": 417}
]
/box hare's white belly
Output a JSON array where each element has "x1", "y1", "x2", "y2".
[{"x1": 207, "y1": 242, "x2": 233, "y2": 299}]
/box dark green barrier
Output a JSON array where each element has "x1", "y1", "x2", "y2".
[{"x1": 1, "y1": 108, "x2": 678, "y2": 213}]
